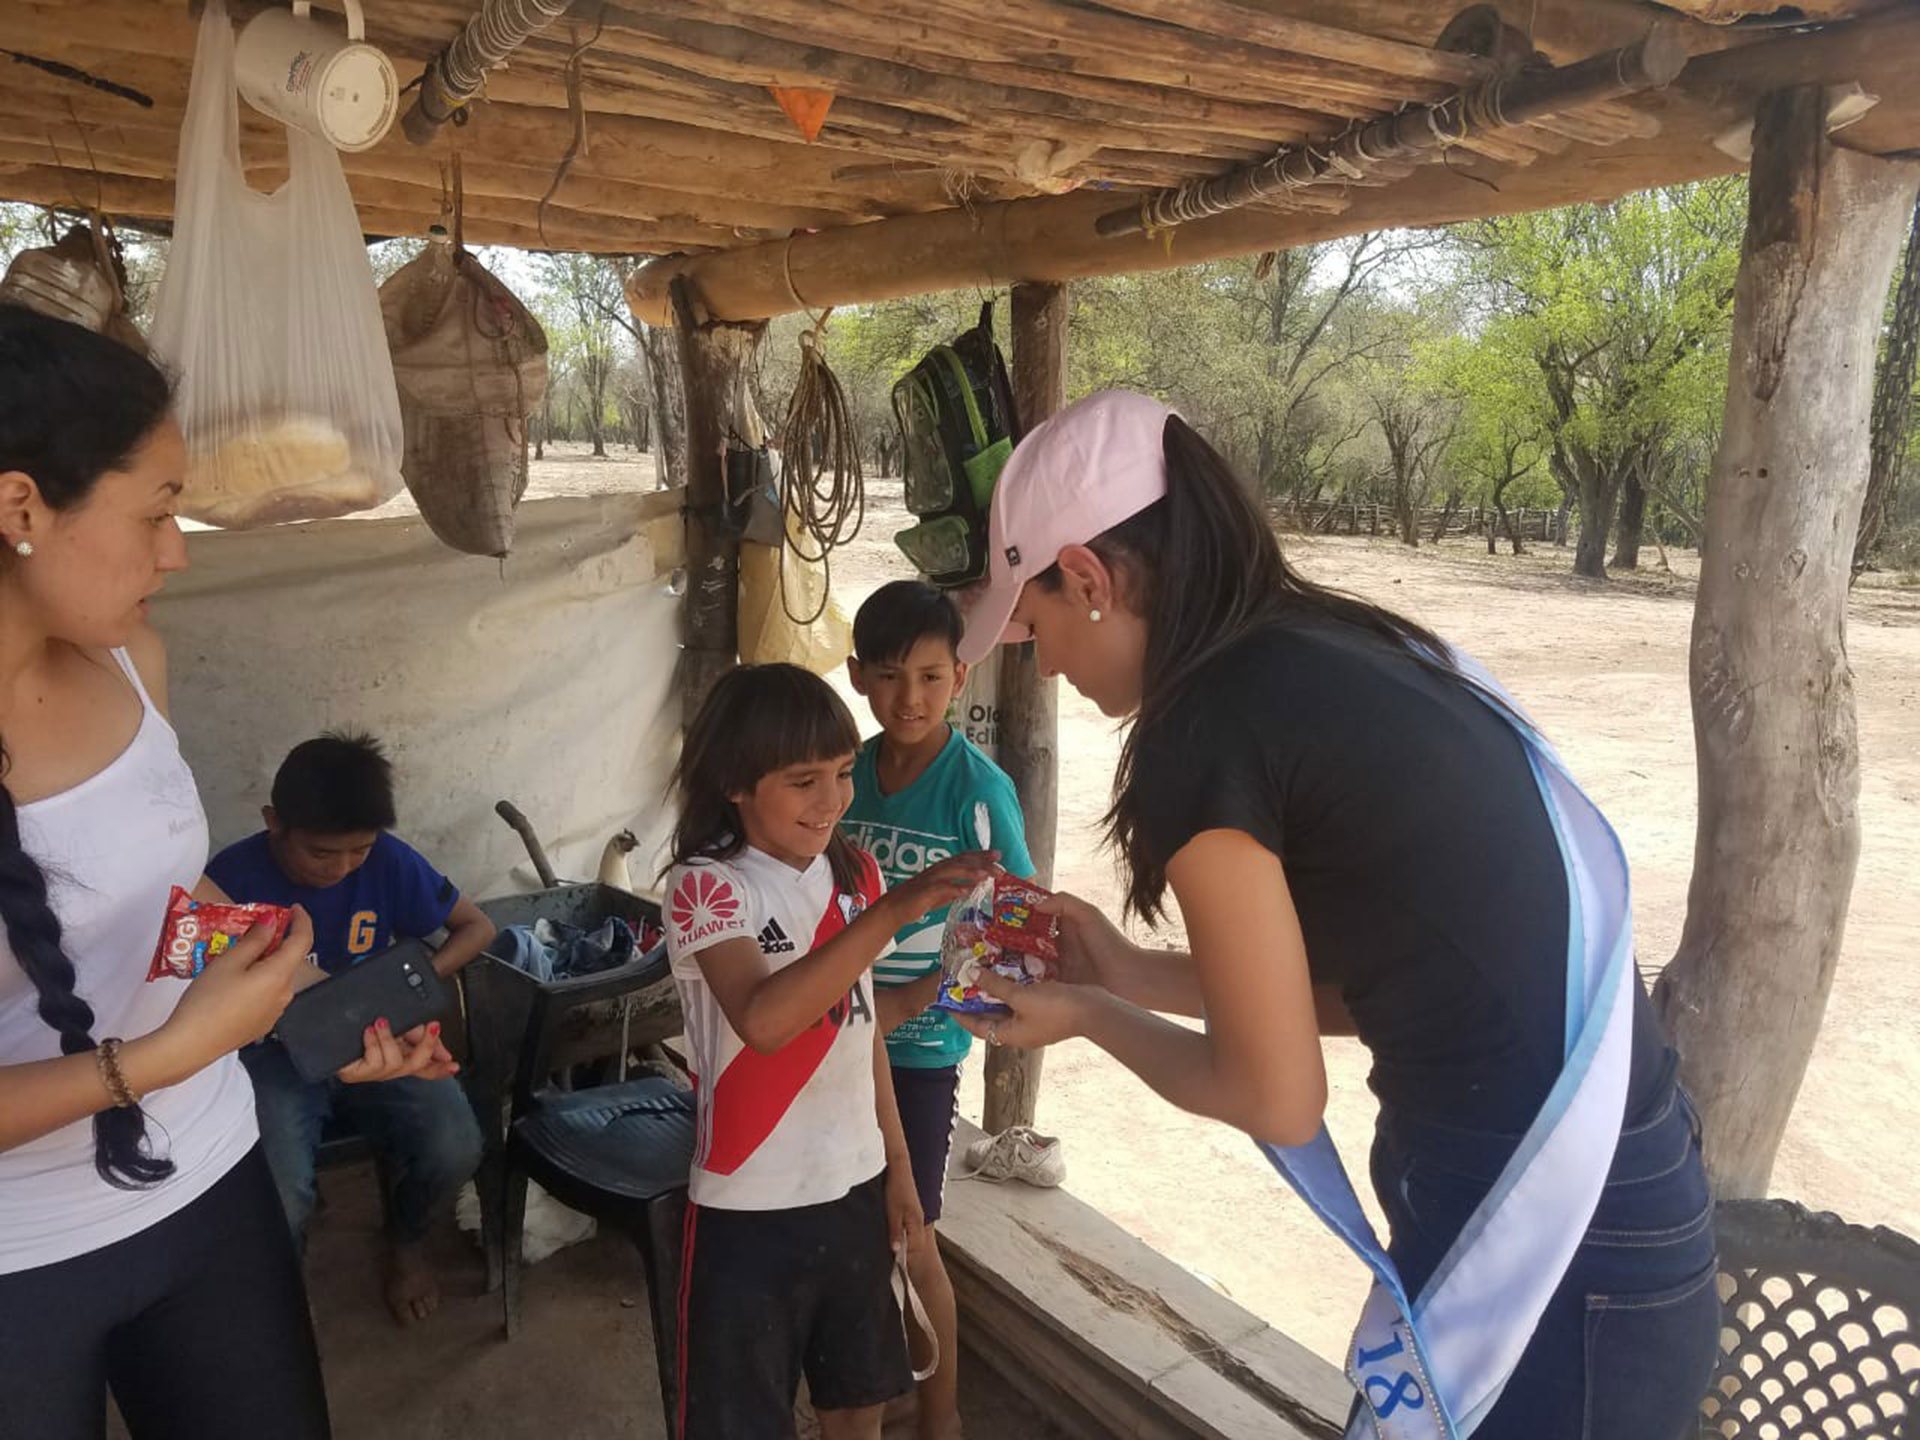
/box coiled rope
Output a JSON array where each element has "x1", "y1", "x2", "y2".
[{"x1": 775, "y1": 320, "x2": 864, "y2": 626}]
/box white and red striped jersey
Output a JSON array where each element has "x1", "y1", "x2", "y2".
[{"x1": 665, "y1": 846, "x2": 890, "y2": 1210}]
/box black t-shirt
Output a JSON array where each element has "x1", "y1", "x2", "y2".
[{"x1": 1131, "y1": 617, "x2": 1667, "y2": 1134}]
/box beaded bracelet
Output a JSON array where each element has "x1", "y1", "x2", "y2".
[{"x1": 95, "y1": 1037, "x2": 139, "y2": 1109}]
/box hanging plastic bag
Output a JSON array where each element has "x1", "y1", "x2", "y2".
[
  {"x1": 381, "y1": 225, "x2": 548, "y2": 557},
  {"x1": 149, "y1": 0, "x2": 403, "y2": 530},
  {"x1": 737, "y1": 492, "x2": 852, "y2": 674}
]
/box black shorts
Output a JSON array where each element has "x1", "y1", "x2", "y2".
[
  {"x1": 676, "y1": 1171, "x2": 909, "y2": 1439},
  {"x1": 889, "y1": 1063, "x2": 961, "y2": 1224}
]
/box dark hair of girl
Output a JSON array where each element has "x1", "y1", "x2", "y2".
[
  {"x1": 1, "y1": 304, "x2": 178, "y2": 1188},
  {"x1": 668, "y1": 663, "x2": 865, "y2": 895},
  {"x1": 1039, "y1": 414, "x2": 1461, "y2": 922}
]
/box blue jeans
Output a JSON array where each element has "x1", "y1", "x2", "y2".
[
  {"x1": 242, "y1": 1041, "x2": 484, "y2": 1253},
  {"x1": 1368, "y1": 1059, "x2": 1720, "y2": 1440}
]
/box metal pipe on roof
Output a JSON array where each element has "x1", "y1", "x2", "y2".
[
  {"x1": 1096, "y1": 27, "x2": 1691, "y2": 238},
  {"x1": 401, "y1": 0, "x2": 577, "y2": 145}
]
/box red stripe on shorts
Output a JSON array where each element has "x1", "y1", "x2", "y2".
[{"x1": 675, "y1": 1201, "x2": 699, "y2": 1440}]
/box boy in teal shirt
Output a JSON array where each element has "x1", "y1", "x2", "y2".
[{"x1": 845, "y1": 580, "x2": 1032, "y2": 1440}]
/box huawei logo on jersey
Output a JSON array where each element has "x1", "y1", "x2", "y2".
[{"x1": 672, "y1": 871, "x2": 741, "y2": 945}]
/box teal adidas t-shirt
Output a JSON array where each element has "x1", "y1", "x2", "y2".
[{"x1": 844, "y1": 728, "x2": 1033, "y2": 1069}]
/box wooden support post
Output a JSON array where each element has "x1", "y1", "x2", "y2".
[
  {"x1": 668, "y1": 278, "x2": 767, "y2": 725},
  {"x1": 981, "y1": 281, "x2": 1068, "y2": 1137},
  {"x1": 1653, "y1": 89, "x2": 1920, "y2": 1200}
]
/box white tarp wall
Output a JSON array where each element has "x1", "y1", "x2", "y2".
[{"x1": 151, "y1": 493, "x2": 683, "y2": 902}]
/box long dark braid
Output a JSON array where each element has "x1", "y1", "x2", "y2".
[
  {"x1": 0, "y1": 304, "x2": 177, "y2": 1187},
  {"x1": 0, "y1": 747, "x2": 174, "y2": 1187}
]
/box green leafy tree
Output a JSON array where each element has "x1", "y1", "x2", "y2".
[
  {"x1": 1430, "y1": 333, "x2": 1556, "y2": 554},
  {"x1": 1451, "y1": 180, "x2": 1743, "y2": 578}
]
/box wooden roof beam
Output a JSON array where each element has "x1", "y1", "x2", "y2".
[
  {"x1": 627, "y1": 0, "x2": 1331, "y2": 146},
  {"x1": 551, "y1": 40, "x2": 1283, "y2": 172},
  {"x1": 0, "y1": 115, "x2": 850, "y2": 237},
  {"x1": 776, "y1": 0, "x2": 1350, "y2": 139},
  {"x1": 0, "y1": 5, "x2": 989, "y2": 210},
  {"x1": 1193, "y1": 0, "x2": 1741, "y2": 65},
  {"x1": 1076, "y1": 0, "x2": 1488, "y2": 83},
  {"x1": 875, "y1": 0, "x2": 1423, "y2": 115},
  {"x1": 0, "y1": 161, "x2": 696, "y2": 253}
]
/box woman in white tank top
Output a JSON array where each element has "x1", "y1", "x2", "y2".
[{"x1": 0, "y1": 308, "x2": 447, "y2": 1438}]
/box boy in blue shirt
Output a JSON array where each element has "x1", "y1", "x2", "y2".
[
  {"x1": 208, "y1": 733, "x2": 496, "y2": 1326},
  {"x1": 844, "y1": 581, "x2": 1033, "y2": 1440}
]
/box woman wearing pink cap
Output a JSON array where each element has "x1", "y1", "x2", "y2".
[{"x1": 953, "y1": 390, "x2": 1717, "y2": 1440}]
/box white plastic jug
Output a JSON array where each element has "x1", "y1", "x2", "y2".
[{"x1": 233, "y1": 0, "x2": 397, "y2": 153}]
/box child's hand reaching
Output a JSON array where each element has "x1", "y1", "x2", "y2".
[
  {"x1": 885, "y1": 1156, "x2": 926, "y2": 1257},
  {"x1": 881, "y1": 851, "x2": 999, "y2": 929}
]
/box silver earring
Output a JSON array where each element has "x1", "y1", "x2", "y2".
[
  {"x1": 1088, "y1": 608, "x2": 1102, "y2": 623},
  {"x1": 11, "y1": 541, "x2": 30, "y2": 558}
]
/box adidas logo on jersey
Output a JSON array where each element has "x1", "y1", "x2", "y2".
[{"x1": 758, "y1": 918, "x2": 796, "y2": 955}]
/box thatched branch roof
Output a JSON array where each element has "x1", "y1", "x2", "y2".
[{"x1": 2, "y1": 0, "x2": 1915, "y2": 317}]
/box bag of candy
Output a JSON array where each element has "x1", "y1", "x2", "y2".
[
  {"x1": 147, "y1": 885, "x2": 295, "y2": 981},
  {"x1": 934, "y1": 873, "x2": 1060, "y2": 1016}
]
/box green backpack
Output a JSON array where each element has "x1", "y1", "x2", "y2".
[{"x1": 891, "y1": 301, "x2": 1022, "y2": 586}]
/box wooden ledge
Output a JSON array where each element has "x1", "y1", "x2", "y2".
[{"x1": 939, "y1": 1119, "x2": 1350, "y2": 1440}]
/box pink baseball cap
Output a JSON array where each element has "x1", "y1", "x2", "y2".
[{"x1": 956, "y1": 389, "x2": 1174, "y2": 665}]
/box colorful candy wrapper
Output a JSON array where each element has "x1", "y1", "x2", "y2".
[
  {"x1": 985, "y1": 876, "x2": 1059, "y2": 965},
  {"x1": 935, "y1": 873, "x2": 1060, "y2": 1016},
  {"x1": 147, "y1": 885, "x2": 294, "y2": 981}
]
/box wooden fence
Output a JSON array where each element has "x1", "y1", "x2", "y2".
[{"x1": 1271, "y1": 498, "x2": 1569, "y2": 544}]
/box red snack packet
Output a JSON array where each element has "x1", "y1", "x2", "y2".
[
  {"x1": 984, "y1": 875, "x2": 1060, "y2": 965},
  {"x1": 147, "y1": 885, "x2": 294, "y2": 982}
]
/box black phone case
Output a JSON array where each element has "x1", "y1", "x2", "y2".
[{"x1": 273, "y1": 946, "x2": 451, "y2": 1084}]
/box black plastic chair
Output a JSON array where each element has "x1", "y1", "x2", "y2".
[
  {"x1": 1701, "y1": 1198, "x2": 1920, "y2": 1438},
  {"x1": 459, "y1": 884, "x2": 680, "y2": 1287},
  {"x1": 482, "y1": 925, "x2": 696, "y2": 1422}
]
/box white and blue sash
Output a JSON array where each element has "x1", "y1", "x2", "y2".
[{"x1": 1257, "y1": 662, "x2": 1636, "y2": 1439}]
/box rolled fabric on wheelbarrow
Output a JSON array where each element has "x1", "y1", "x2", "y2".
[{"x1": 492, "y1": 916, "x2": 662, "y2": 983}]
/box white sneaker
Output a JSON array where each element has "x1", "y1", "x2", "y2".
[{"x1": 958, "y1": 1126, "x2": 1065, "y2": 1187}]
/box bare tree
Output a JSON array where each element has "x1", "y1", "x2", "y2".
[
  {"x1": 1372, "y1": 391, "x2": 1456, "y2": 547},
  {"x1": 1853, "y1": 193, "x2": 1920, "y2": 580}
]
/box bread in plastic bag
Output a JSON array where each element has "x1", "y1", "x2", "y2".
[
  {"x1": 381, "y1": 233, "x2": 548, "y2": 557},
  {"x1": 149, "y1": 0, "x2": 403, "y2": 529}
]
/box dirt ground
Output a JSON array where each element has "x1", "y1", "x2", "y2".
[{"x1": 512, "y1": 445, "x2": 1920, "y2": 1368}]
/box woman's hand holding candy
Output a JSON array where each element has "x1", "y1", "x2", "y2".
[
  {"x1": 155, "y1": 906, "x2": 315, "y2": 1082},
  {"x1": 952, "y1": 968, "x2": 1104, "y2": 1050},
  {"x1": 1038, "y1": 890, "x2": 1135, "y2": 989}
]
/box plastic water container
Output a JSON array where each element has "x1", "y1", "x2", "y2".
[{"x1": 234, "y1": 0, "x2": 397, "y2": 153}]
